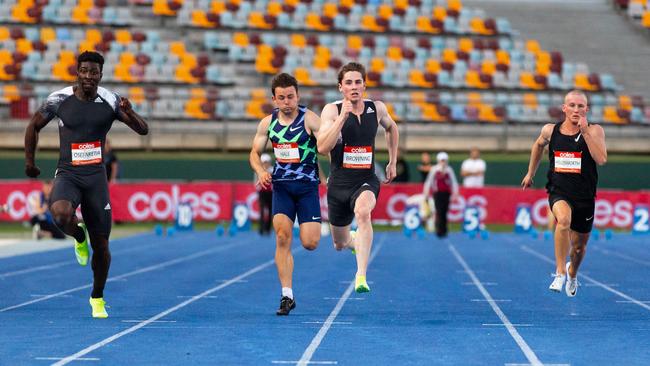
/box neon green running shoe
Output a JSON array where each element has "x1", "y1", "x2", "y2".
[
  {"x1": 89, "y1": 297, "x2": 108, "y2": 318},
  {"x1": 74, "y1": 223, "x2": 89, "y2": 266},
  {"x1": 355, "y1": 275, "x2": 370, "y2": 293}
]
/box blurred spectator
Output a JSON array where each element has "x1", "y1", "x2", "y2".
[
  {"x1": 29, "y1": 180, "x2": 65, "y2": 240},
  {"x1": 423, "y1": 152, "x2": 459, "y2": 238},
  {"x1": 392, "y1": 148, "x2": 410, "y2": 182},
  {"x1": 256, "y1": 153, "x2": 274, "y2": 236},
  {"x1": 417, "y1": 152, "x2": 433, "y2": 182},
  {"x1": 460, "y1": 147, "x2": 486, "y2": 188},
  {"x1": 104, "y1": 139, "x2": 119, "y2": 183}
]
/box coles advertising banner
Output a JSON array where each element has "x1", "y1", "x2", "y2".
[{"x1": 1, "y1": 181, "x2": 648, "y2": 229}]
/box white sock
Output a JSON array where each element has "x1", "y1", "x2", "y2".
[{"x1": 282, "y1": 287, "x2": 293, "y2": 299}]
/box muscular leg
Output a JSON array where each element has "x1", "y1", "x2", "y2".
[
  {"x1": 330, "y1": 224, "x2": 352, "y2": 251},
  {"x1": 352, "y1": 191, "x2": 377, "y2": 277},
  {"x1": 567, "y1": 231, "x2": 589, "y2": 278},
  {"x1": 299, "y1": 221, "x2": 320, "y2": 251},
  {"x1": 50, "y1": 200, "x2": 85, "y2": 242},
  {"x1": 89, "y1": 233, "x2": 111, "y2": 298},
  {"x1": 273, "y1": 214, "x2": 294, "y2": 289},
  {"x1": 551, "y1": 200, "x2": 572, "y2": 275}
]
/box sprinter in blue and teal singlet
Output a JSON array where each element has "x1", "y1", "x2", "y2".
[{"x1": 249, "y1": 73, "x2": 323, "y2": 316}]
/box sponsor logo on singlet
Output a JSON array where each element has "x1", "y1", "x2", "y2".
[
  {"x1": 343, "y1": 146, "x2": 373, "y2": 169},
  {"x1": 71, "y1": 141, "x2": 102, "y2": 166},
  {"x1": 554, "y1": 151, "x2": 581, "y2": 174}
]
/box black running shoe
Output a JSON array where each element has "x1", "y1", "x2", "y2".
[{"x1": 276, "y1": 296, "x2": 296, "y2": 316}]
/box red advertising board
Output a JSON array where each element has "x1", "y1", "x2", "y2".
[{"x1": 1, "y1": 181, "x2": 648, "y2": 229}]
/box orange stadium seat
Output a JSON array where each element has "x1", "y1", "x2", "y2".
[
  {"x1": 232, "y1": 32, "x2": 249, "y2": 47},
  {"x1": 211, "y1": 1, "x2": 226, "y2": 14},
  {"x1": 152, "y1": 0, "x2": 177, "y2": 16},
  {"x1": 447, "y1": 0, "x2": 462, "y2": 12},
  {"x1": 291, "y1": 34, "x2": 306, "y2": 48},
  {"x1": 378, "y1": 4, "x2": 393, "y2": 19},
  {"x1": 40, "y1": 27, "x2": 56, "y2": 43},
  {"x1": 642, "y1": 11, "x2": 650, "y2": 28},
  {"x1": 267, "y1": 1, "x2": 282, "y2": 17},
  {"x1": 323, "y1": 3, "x2": 338, "y2": 18},
  {"x1": 294, "y1": 68, "x2": 315, "y2": 85},
  {"x1": 0, "y1": 27, "x2": 10, "y2": 41},
  {"x1": 574, "y1": 73, "x2": 598, "y2": 91},
  {"x1": 426, "y1": 59, "x2": 441, "y2": 74},
  {"x1": 433, "y1": 6, "x2": 447, "y2": 21}
]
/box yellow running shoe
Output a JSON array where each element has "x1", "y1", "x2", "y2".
[
  {"x1": 89, "y1": 297, "x2": 108, "y2": 318},
  {"x1": 355, "y1": 275, "x2": 370, "y2": 293},
  {"x1": 74, "y1": 223, "x2": 89, "y2": 266}
]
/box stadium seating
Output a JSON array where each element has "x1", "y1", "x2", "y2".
[{"x1": 0, "y1": 0, "x2": 647, "y2": 125}]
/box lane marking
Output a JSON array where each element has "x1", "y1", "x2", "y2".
[
  {"x1": 483, "y1": 323, "x2": 533, "y2": 327},
  {"x1": 521, "y1": 245, "x2": 650, "y2": 312},
  {"x1": 272, "y1": 362, "x2": 337, "y2": 365},
  {"x1": 322, "y1": 297, "x2": 364, "y2": 301},
  {"x1": 471, "y1": 299, "x2": 511, "y2": 302},
  {"x1": 302, "y1": 321, "x2": 352, "y2": 325},
  {"x1": 1, "y1": 241, "x2": 242, "y2": 313},
  {"x1": 592, "y1": 247, "x2": 650, "y2": 267},
  {"x1": 449, "y1": 244, "x2": 544, "y2": 366},
  {"x1": 296, "y1": 236, "x2": 385, "y2": 366},
  {"x1": 35, "y1": 357, "x2": 99, "y2": 361},
  {"x1": 121, "y1": 320, "x2": 177, "y2": 323},
  {"x1": 0, "y1": 239, "x2": 163, "y2": 278},
  {"x1": 463, "y1": 282, "x2": 498, "y2": 286},
  {"x1": 51, "y1": 257, "x2": 278, "y2": 366}
]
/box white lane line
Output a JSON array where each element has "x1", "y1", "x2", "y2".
[
  {"x1": 584, "y1": 283, "x2": 618, "y2": 288},
  {"x1": 296, "y1": 236, "x2": 386, "y2": 366},
  {"x1": 51, "y1": 257, "x2": 277, "y2": 366},
  {"x1": 471, "y1": 299, "x2": 511, "y2": 302},
  {"x1": 121, "y1": 320, "x2": 177, "y2": 323},
  {"x1": 176, "y1": 295, "x2": 219, "y2": 299},
  {"x1": 505, "y1": 364, "x2": 570, "y2": 366},
  {"x1": 0, "y1": 239, "x2": 163, "y2": 279},
  {"x1": 449, "y1": 244, "x2": 544, "y2": 366},
  {"x1": 463, "y1": 282, "x2": 498, "y2": 286},
  {"x1": 592, "y1": 247, "x2": 650, "y2": 267},
  {"x1": 616, "y1": 300, "x2": 650, "y2": 304},
  {"x1": 483, "y1": 323, "x2": 533, "y2": 327},
  {"x1": 0, "y1": 241, "x2": 242, "y2": 313},
  {"x1": 521, "y1": 245, "x2": 650, "y2": 312},
  {"x1": 1, "y1": 261, "x2": 70, "y2": 278},
  {"x1": 35, "y1": 357, "x2": 99, "y2": 361},
  {"x1": 322, "y1": 297, "x2": 365, "y2": 301},
  {"x1": 217, "y1": 279, "x2": 248, "y2": 283},
  {"x1": 272, "y1": 362, "x2": 337, "y2": 365},
  {"x1": 302, "y1": 321, "x2": 352, "y2": 325},
  {"x1": 31, "y1": 294, "x2": 72, "y2": 298}
]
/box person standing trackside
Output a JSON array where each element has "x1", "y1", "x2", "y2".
[
  {"x1": 417, "y1": 152, "x2": 433, "y2": 182},
  {"x1": 318, "y1": 62, "x2": 400, "y2": 293},
  {"x1": 24, "y1": 51, "x2": 149, "y2": 318},
  {"x1": 249, "y1": 73, "x2": 323, "y2": 316},
  {"x1": 521, "y1": 90, "x2": 607, "y2": 297},
  {"x1": 423, "y1": 152, "x2": 459, "y2": 238},
  {"x1": 460, "y1": 147, "x2": 486, "y2": 188}
]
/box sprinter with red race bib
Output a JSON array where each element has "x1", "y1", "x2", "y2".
[
  {"x1": 24, "y1": 51, "x2": 148, "y2": 318},
  {"x1": 318, "y1": 62, "x2": 399, "y2": 294},
  {"x1": 521, "y1": 90, "x2": 607, "y2": 297}
]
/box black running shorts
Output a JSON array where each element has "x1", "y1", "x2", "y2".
[
  {"x1": 549, "y1": 193, "x2": 595, "y2": 234},
  {"x1": 51, "y1": 169, "x2": 112, "y2": 236},
  {"x1": 327, "y1": 175, "x2": 380, "y2": 227}
]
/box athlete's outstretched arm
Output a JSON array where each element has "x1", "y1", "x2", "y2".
[
  {"x1": 376, "y1": 101, "x2": 399, "y2": 184},
  {"x1": 317, "y1": 102, "x2": 350, "y2": 155},
  {"x1": 304, "y1": 109, "x2": 322, "y2": 141},
  {"x1": 580, "y1": 118, "x2": 607, "y2": 165},
  {"x1": 117, "y1": 97, "x2": 148, "y2": 135},
  {"x1": 521, "y1": 123, "x2": 554, "y2": 189},
  {"x1": 24, "y1": 112, "x2": 53, "y2": 178},
  {"x1": 249, "y1": 116, "x2": 272, "y2": 189}
]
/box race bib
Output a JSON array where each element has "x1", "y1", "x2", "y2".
[
  {"x1": 71, "y1": 141, "x2": 102, "y2": 166},
  {"x1": 343, "y1": 146, "x2": 373, "y2": 169},
  {"x1": 554, "y1": 151, "x2": 581, "y2": 173},
  {"x1": 273, "y1": 142, "x2": 300, "y2": 163}
]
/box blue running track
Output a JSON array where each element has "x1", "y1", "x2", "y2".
[{"x1": 0, "y1": 231, "x2": 648, "y2": 365}]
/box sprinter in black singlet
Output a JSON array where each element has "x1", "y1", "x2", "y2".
[
  {"x1": 522, "y1": 90, "x2": 607, "y2": 297},
  {"x1": 24, "y1": 51, "x2": 149, "y2": 317},
  {"x1": 318, "y1": 62, "x2": 399, "y2": 293}
]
